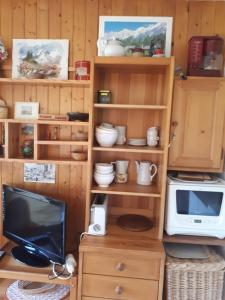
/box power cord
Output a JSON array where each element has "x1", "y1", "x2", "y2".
[{"x1": 49, "y1": 254, "x2": 77, "y2": 280}]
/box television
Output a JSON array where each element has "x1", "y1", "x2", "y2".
[{"x1": 3, "y1": 185, "x2": 66, "y2": 268}]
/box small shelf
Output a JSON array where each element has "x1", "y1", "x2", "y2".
[
  {"x1": 0, "y1": 243, "x2": 75, "y2": 286},
  {"x1": 0, "y1": 119, "x2": 89, "y2": 126},
  {"x1": 0, "y1": 157, "x2": 88, "y2": 165},
  {"x1": 93, "y1": 144, "x2": 164, "y2": 154},
  {"x1": 163, "y1": 233, "x2": 225, "y2": 246},
  {"x1": 0, "y1": 77, "x2": 90, "y2": 87},
  {"x1": 37, "y1": 140, "x2": 88, "y2": 146},
  {"x1": 94, "y1": 103, "x2": 167, "y2": 110},
  {"x1": 95, "y1": 56, "x2": 171, "y2": 67},
  {"x1": 91, "y1": 181, "x2": 161, "y2": 197}
]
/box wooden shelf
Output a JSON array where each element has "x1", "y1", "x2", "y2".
[
  {"x1": 91, "y1": 181, "x2": 161, "y2": 197},
  {"x1": 37, "y1": 140, "x2": 88, "y2": 146},
  {"x1": 163, "y1": 233, "x2": 225, "y2": 246},
  {"x1": 93, "y1": 144, "x2": 164, "y2": 154},
  {"x1": 0, "y1": 157, "x2": 88, "y2": 165},
  {"x1": 0, "y1": 78, "x2": 90, "y2": 87},
  {"x1": 95, "y1": 56, "x2": 171, "y2": 67},
  {"x1": 0, "y1": 243, "x2": 75, "y2": 286},
  {"x1": 0, "y1": 119, "x2": 89, "y2": 126},
  {"x1": 94, "y1": 103, "x2": 167, "y2": 110}
]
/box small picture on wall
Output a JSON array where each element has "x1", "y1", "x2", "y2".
[
  {"x1": 14, "y1": 102, "x2": 39, "y2": 119},
  {"x1": 12, "y1": 39, "x2": 69, "y2": 79},
  {"x1": 24, "y1": 163, "x2": 56, "y2": 183}
]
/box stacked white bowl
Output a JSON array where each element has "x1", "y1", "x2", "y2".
[
  {"x1": 95, "y1": 123, "x2": 118, "y2": 147},
  {"x1": 94, "y1": 163, "x2": 115, "y2": 187}
]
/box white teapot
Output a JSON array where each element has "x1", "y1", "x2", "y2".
[
  {"x1": 135, "y1": 160, "x2": 157, "y2": 186},
  {"x1": 104, "y1": 39, "x2": 125, "y2": 57}
]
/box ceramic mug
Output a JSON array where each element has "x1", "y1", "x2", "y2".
[
  {"x1": 111, "y1": 160, "x2": 129, "y2": 183},
  {"x1": 115, "y1": 125, "x2": 126, "y2": 145},
  {"x1": 147, "y1": 127, "x2": 159, "y2": 147}
]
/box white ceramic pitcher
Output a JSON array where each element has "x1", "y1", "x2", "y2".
[{"x1": 135, "y1": 160, "x2": 157, "y2": 186}]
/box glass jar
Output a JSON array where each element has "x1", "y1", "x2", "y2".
[
  {"x1": 21, "y1": 140, "x2": 33, "y2": 158},
  {"x1": 131, "y1": 48, "x2": 144, "y2": 57}
]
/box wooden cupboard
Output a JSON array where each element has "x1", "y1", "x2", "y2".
[
  {"x1": 78, "y1": 56, "x2": 174, "y2": 300},
  {"x1": 168, "y1": 77, "x2": 225, "y2": 172}
]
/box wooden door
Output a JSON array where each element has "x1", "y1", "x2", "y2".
[{"x1": 168, "y1": 78, "x2": 225, "y2": 171}]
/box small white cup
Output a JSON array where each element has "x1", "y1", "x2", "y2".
[{"x1": 115, "y1": 125, "x2": 126, "y2": 145}]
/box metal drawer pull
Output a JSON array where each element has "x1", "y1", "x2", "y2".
[
  {"x1": 116, "y1": 262, "x2": 125, "y2": 271},
  {"x1": 115, "y1": 286, "x2": 123, "y2": 295}
]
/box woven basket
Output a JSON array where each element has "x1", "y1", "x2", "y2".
[{"x1": 165, "y1": 248, "x2": 225, "y2": 300}]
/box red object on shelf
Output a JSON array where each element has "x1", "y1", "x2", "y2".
[
  {"x1": 187, "y1": 36, "x2": 224, "y2": 77},
  {"x1": 75, "y1": 60, "x2": 90, "y2": 80}
]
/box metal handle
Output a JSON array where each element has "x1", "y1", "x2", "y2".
[
  {"x1": 115, "y1": 286, "x2": 123, "y2": 295},
  {"x1": 116, "y1": 262, "x2": 125, "y2": 272}
]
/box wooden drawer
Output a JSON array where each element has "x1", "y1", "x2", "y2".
[
  {"x1": 82, "y1": 274, "x2": 158, "y2": 300},
  {"x1": 83, "y1": 253, "x2": 160, "y2": 280}
]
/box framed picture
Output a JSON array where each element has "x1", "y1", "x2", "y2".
[
  {"x1": 24, "y1": 163, "x2": 56, "y2": 183},
  {"x1": 98, "y1": 16, "x2": 173, "y2": 57},
  {"x1": 14, "y1": 102, "x2": 39, "y2": 120},
  {"x1": 12, "y1": 39, "x2": 69, "y2": 79}
]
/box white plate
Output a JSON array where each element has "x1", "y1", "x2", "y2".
[{"x1": 128, "y1": 138, "x2": 146, "y2": 146}]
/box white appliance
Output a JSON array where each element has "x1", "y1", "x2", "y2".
[
  {"x1": 165, "y1": 175, "x2": 225, "y2": 239},
  {"x1": 88, "y1": 194, "x2": 108, "y2": 236}
]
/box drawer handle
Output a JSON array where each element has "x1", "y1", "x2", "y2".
[
  {"x1": 116, "y1": 262, "x2": 125, "y2": 272},
  {"x1": 115, "y1": 286, "x2": 123, "y2": 295}
]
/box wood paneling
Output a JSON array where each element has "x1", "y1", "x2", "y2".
[{"x1": 0, "y1": 0, "x2": 224, "y2": 250}]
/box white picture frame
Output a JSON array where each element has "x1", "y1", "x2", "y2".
[
  {"x1": 12, "y1": 39, "x2": 69, "y2": 80},
  {"x1": 98, "y1": 16, "x2": 173, "y2": 57},
  {"x1": 24, "y1": 163, "x2": 56, "y2": 184},
  {"x1": 14, "y1": 102, "x2": 39, "y2": 120}
]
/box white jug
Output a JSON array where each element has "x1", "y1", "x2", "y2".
[
  {"x1": 135, "y1": 161, "x2": 157, "y2": 186},
  {"x1": 104, "y1": 39, "x2": 125, "y2": 56}
]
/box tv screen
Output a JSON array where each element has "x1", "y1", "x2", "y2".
[{"x1": 3, "y1": 185, "x2": 66, "y2": 266}]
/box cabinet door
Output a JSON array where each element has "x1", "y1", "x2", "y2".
[{"x1": 168, "y1": 78, "x2": 225, "y2": 171}]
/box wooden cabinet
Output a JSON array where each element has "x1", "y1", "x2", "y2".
[
  {"x1": 79, "y1": 56, "x2": 174, "y2": 300},
  {"x1": 168, "y1": 77, "x2": 225, "y2": 172},
  {"x1": 78, "y1": 236, "x2": 165, "y2": 300}
]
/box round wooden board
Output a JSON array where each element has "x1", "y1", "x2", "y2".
[{"x1": 117, "y1": 214, "x2": 153, "y2": 232}]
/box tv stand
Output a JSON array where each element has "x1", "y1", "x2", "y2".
[
  {"x1": 0, "y1": 242, "x2": 76, "y2": 299},
  {"x1": 11, "y1": 245, "x2": 50, "y2": 268}
]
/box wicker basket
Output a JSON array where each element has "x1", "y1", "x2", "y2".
[{"x1": 165, "y1": 248, "x2": 225, "y2": 300}]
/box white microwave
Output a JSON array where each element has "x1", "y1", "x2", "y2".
[{"x1": 165, "y1": 176, "x2": 225, "y2": 239}]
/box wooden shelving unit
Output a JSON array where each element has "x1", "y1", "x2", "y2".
[
  {"x1": 0, "y1": 119, "x2": 89, "y2": 165},
  {"x1": 86, "y1": 56, "x2": 175, "y2": 240}
]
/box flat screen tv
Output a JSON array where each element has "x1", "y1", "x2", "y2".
[{"x1": 3, "y1": 185, "x2": 66, "y2": 267}]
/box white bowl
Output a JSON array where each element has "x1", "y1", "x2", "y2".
[
  {"x1": 94, "y1": 171, "x2": 115, "y2": 187},
  {"x1": 96, "y1": 126, "x2": 118, "y2": 134},
  {"x1": 95, "y1": 130, "x2": 118, "y2": 147},
  {"x1": 95, "y1": 163, "x2": 114, "y2": 174},
  {"x1": 99, "y1": 122, "x2": 113, "y2": 129}
]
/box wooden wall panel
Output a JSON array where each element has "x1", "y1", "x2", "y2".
[{"x1": 0, "y1": 0, "x2": 225, "y2": 249}]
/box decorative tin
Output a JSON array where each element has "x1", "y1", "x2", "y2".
[
  {"x1": 75, "y1": 60, "x2": 90, "y2": 80},
  {"x1": 97, "y1": 90, "x2": 111, "y2": 104}
]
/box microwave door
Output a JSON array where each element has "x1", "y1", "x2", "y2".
[{"x1": 176, "y1": 190, "x2": 223, "y2": 216}]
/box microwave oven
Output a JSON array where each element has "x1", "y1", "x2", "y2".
[{"x1": 165, "y1": 176, "x2": 225, "y2": 239}]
